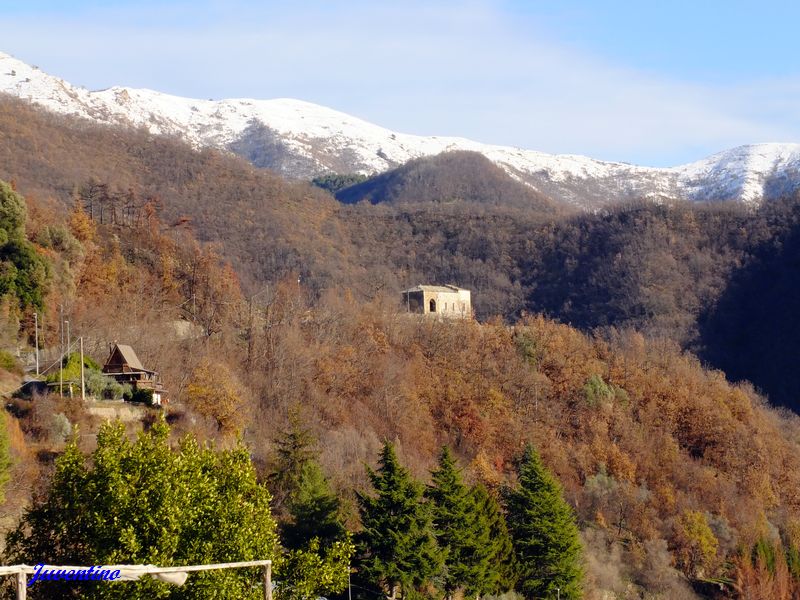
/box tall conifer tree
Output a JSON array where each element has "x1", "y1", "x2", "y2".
[
  {"x1": 426, "y1": 446, "x2": 516, "y2": 598},
  {"x1": 426, "y1": 446, "x2": 480, "y2": 598},
  {"x1": 505, "y1": 445, "x2": 583, "y2": 600},
  {"x1": 356, "y1": 442, "x2": 443, "y2": 600},
  {"x1": 470, "y1": 484, "x2": 517, "y2": 593},
  {"x1": 268, "y1": 412, "x2": 318, "y2": 517},
  {"x1": 282, "y1": 460, "x2": 346, "y2": 550}
]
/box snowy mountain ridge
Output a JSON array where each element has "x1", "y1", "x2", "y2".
[{"x1": 2, "y1": 50, "x2": 800, "y2": 209}]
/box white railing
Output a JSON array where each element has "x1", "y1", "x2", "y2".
[{"x1": 0, "y1": 559, "x2": 272, "y2": 600}]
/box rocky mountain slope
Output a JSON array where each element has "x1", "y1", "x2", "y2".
[{"x1": 2, "y1": 50, "x2": 800, "y2": 209}]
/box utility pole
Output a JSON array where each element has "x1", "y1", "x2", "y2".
[
  {"x1": 59, "y1": 304, "x2": 64, "y2": 398},
  {"x1": 80, "y1": 336, "x2": 85, "y2": 401},
  {"x1": 66, "y1": 320, "x2": 72, "y2": 395},
  {"x1": 33, "y1": 312, "x2": 39, "y2": 376},
  {"x1": 247, "y1": 295, "x2": 254, "y2": 372},
  {"x1": 65, "y1": 320, "x2": 72, "y2": 399},
  {"x1": 65, "y1": 319, "x2": 71, "y2": 396}
]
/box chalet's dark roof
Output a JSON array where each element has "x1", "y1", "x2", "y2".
[{"x1": 108, "y1": 343, "x2": 144, "y2": 370}]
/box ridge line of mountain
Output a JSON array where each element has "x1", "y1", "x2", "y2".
[{"x1": 2, "y1": 50, "x2": 800, "y2": 209}]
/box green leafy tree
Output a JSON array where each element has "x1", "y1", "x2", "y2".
[
  {"x1": 505, "y1": 445, "x2": 583, "y2": 600},
  {"x1": 5, "y1": 419, "x2": 279, "y2": 599},
  {"x1": 356, "y1": 442, "x2": 443, "y2": 600},
  {"x1": 46, "y1": 352, "x2": 117, "y2": 398},
  {"x1": 280, "y1": 537, "x2": 354, "y2": 600}
]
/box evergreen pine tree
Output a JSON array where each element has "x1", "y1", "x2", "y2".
[
  {"x1": 426, "y1": 446, "x2": 497, "y2": 598},
  {"x1": 0, "y1": 180, "x2": 49, "y2": 310},
  {"x1": 268, "y1": 411, "x2": 318, "y2": 517},
  {"x1": 505, "y1": 445, "x2": 583, "y2": 600},
  {"x1": 356, "y1": 442, "x2": 443, "y2": 600},
  {"x1": 282, "y1": 460, "x2": 346, "y2": 550},
  {"x1": 470, "y1": 484, "x2": 518, "y2": 594},
  {"x1": 0, "y1": 179, "x2": 27, "y2": 243},
  {"x1": 269, "y1": 420, "x2": 354, "y2": 600}
]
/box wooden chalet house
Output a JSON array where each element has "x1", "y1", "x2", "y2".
[{"x1": 102, "y1": 343, "x2": 166, "y2": 405}]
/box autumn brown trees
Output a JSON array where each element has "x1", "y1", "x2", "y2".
[{"x1": 7, "y1": 96, "x2": 800, "y2": 596}]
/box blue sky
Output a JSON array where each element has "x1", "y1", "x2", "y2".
[{"x1": 3, "y1": 0, "x2": 799, "y2": 166}]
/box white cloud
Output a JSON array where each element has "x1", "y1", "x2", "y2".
[{"x1": 3, "y1": 0, "x2": 798, "y2": 166}]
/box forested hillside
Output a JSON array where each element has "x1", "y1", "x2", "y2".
[
  {"x1": 340, "y1": 198, "x2": 800, "y2": 409},
  {"x1": 6, "y1": 94, "x2": 800, "y2": 412},
  {"x1": 5, "y1": 93, "x2": 800, "y2": 596},
  {"x1": 1, "y1": 181, "x2": 800, "y2": 597},
  {"x1": 0, "y1": 95, "x2": 352, "y2": 295}
]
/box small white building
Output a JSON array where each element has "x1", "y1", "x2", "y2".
[{"x1": 401, "y1": 285, "x2": 472, "y2": 318}]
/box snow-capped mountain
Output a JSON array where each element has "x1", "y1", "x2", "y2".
[{"x1": 2, "y1": 50, "x2": 800, "y2": 209}]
